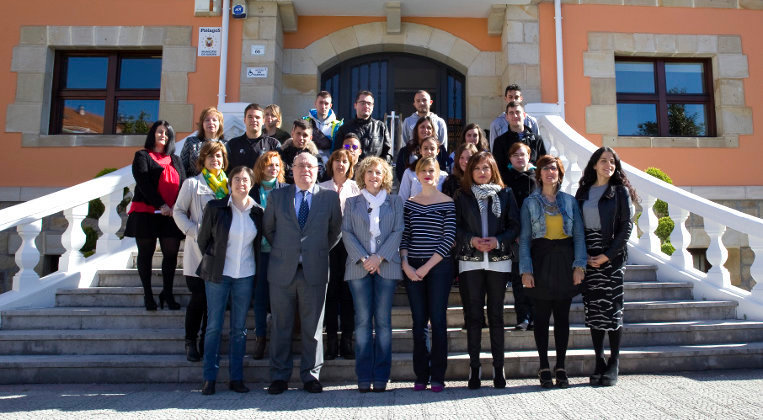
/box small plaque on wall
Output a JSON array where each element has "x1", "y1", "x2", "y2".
[
  {"x1": 246, "y1": 67, "x2": 268, "y2": 78},
  {"x1": 251, "y1": 45, "x2": 266, "y2": 56}
]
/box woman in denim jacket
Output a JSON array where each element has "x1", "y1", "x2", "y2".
[{"x1": 519, "y1": 155, "x2": 586, "y2": 389}]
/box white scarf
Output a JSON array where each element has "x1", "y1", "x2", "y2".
[
  {"x1": 471, "y1": 184, "x2": 502, "y2": 218},
  {"x1": 361, "y1": 189, "x2": 387, "y2": 253}
]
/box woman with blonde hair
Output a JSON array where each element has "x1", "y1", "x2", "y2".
[
  {"x1": 342, "y1": 156, "x2": 404, "y2": 392},
  {"x1": 248, "y1": 151, "x2": 287, "y2": 360},
  {"x1": 173, "y1": 141, "x2": 229, "y2": 362},
  {"x1": 263, "y1": 104, "x2": 290, "y2": 142},
  {"x1": 180, "y1": 106, "x2": 226, "y2": 177},
  {"x1": 400, "y1": 157, "x2": 456, "y2": 392}
]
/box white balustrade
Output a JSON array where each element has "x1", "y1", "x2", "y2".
[
  {"x1": 748, "y1": 235, "x2": 763, "y2": 302},
  {"x1": 12, "y1": 220, "x2": 42, "y2": 291},
  {"x1": 704, "y1": 220, "x2": 731, "y2": 289},
  {"x1": 637, "y1": 194, "x2": 661, "y2": 254},
  {"x1": 668, "y1": 206, "x2": 692, "y2": 270},
  {"x1": 566, "y1": 149, "x2": 582, "y2": 197},
  {"x1": 59, "y1": 203, "x2": 89, "y2": 271},
  {"x1": 97, "y1": 190, "x2": 126, "y2": 254}
]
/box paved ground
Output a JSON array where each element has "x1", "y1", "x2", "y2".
[{"x1": 1, "y1": 369, "x2": 761, "y2": 419}]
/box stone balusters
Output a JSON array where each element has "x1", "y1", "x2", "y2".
[
  {"x1": 12, "y1": 220, "x2": 41, "y2": 291},
  {"x1": 748, "y1": 234, "x2": 763, "y2": 302},
  {"x1": 59, "y1": 204, "x2": 89, "y2": 272},
  {"x1": 704, "y1": 220, "x2": 731, "y2": 289},
  {"x1": 97, "y1": 189, "x2": 127, "y2": 254},
  {"x1": 668, "y1": 206, "x2": 692, "y2": 270},
  {"x1": 637, "y1": 194, "x2": 661, "y2": 254}
]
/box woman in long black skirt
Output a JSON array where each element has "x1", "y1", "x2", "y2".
[{"x1": 576, "y1": 147, "x2": 636, "y2": 387}]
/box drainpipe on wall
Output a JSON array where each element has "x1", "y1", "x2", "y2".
[
  {"x1": 555, "y1": 0, "x2": 565, "y2": 120},
  {"x1": 217, "y1": 0, "x2": 230, "y2": 108}
]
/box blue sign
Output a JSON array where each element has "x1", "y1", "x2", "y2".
[{"x1": 232, "y1": 4, "x2": 246, "y2": 18}]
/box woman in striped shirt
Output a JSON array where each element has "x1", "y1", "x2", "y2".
[{"x1": 400, "y1": 157, "x2": 456, "y2": 393}]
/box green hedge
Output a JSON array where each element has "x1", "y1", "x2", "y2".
[{"x1": 645, "y1": 167, "x2": 675, "y2": 256}]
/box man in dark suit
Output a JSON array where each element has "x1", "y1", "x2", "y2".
[{"x1": 263, "y1": 152, "x2": 342, "y2": 395}]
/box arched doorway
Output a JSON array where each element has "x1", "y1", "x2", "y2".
[{"x1": 321, "y1": 53, "x2": 465, "y2": 151}]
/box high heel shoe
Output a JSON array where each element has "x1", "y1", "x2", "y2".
[
  {"x1": 601, "y1": 358, "x2": 619, "y2": 387},
  {"x1": 590, "y1": 357, "x2": 607, "y2": 386},
  {"x1": 185, "y1": 339, "x2": 201, "y2": 362},
  {"x1": 467, "y1": 366, "x2": 481, "y2": 390},
  {"x1": 144, "y1": 295, "x2": 157, "y2": 311},
  {"x1": 158, "y1": 291, "x2": 180, "y2": 310},
  {"x1": 493, "y1": 366, "x2": 506, "y2": 389}
]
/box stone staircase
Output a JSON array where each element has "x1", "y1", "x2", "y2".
[{"x1": 1, "y1": 258, "x2": 763, "y2": 385}]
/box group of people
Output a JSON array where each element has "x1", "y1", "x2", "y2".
[{"x1": 124, "y1": 84, "x2": 636, "y2": 396}]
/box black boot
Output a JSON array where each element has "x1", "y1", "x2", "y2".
[
  {"x1": 589, "y1": 356, "x2": 607, "y2": 386},
  {"x1": 159, "y1": 290, "x2": 180, "y2": 310},
  {"x1": 468, "y1": 366, "x2": 481, "y2": 390},
  {"x1": 493, "y1": 366, "x2": 506, "y2": 389},
  {"x1": 186, "y1": 339, "x2": 201, "y2": 362},
  {"x1": 324, "y1": 335, "x2": 338, "y2": 360},
  {"x1": 340, "y1": 333, "x2": 354, "y2": 360},
  {"x1": 601, "y1": 358, "x2": 619, "y2": 386},
  {"x1": 201, "y1": 380, "x2": 215, "y2": 395},
  {"x1": 252, "y1": 336, "x2": 266, "y2": 360},
  {"x1": 143, "y1": 294, "x2": 157, "y2": 311},
  {"x1": 141, "y1": 277, "x2": 157, "y2": 311}
]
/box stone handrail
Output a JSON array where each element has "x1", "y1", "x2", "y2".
[
  {"x1": 0, "y1": 137, "x2": 188, "y2": 309},
  {"x1": 539, "y1": 114, "x2": 763, "y2": 319}
]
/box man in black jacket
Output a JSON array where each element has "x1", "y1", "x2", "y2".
[
  {"x1": 226, "y1": 103, "x2": 281, "y2": 173},
  {"x1": 492, "y1": 101, "x2": 547, "y2": 175},
  {"x1": 335, "y1": 90, "x2": 392, "y2": 164}
]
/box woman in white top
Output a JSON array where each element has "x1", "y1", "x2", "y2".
[
  {"x1": 319, "y1": 149, "x2": 361, "y2": 359},
  {"x1": 454, "y1": 151, "x2": 520, "y2": 389},
  {"x1": 173, "y1": 142, "x2": 229, "y2": 363},
  {"x1": 398, "y1": 136, "x2": 448, "y2": 200},
  {"x1": 196, "y1": 166, "x2": 264, "y2": 396}
]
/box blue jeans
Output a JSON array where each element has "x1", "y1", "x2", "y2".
[
  {"x1": 203, "y1": 275, "x2": 254, "y2": 381},
  {"x1": 253, "y1": 252, "x2": 270, "y2": 337},
  {"x1": 404, "y1": 258, "x2": 453, "y2": 385},
  {"x1": 347, "y1": 273, "x2": 398, "y2": 388}
]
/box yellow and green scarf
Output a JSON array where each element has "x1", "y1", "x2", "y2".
[{"x1": 202, "y1": 168, "x2": 229, "y2": 199}]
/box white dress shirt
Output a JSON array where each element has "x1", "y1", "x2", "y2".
[{"x1": 223, "y1": 196, "x2": 257, "y2": 278}]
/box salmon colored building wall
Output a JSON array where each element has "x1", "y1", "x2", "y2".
[
  {"x1": 0, "y1": 0, "x2": 243, "y2": 188},
  {"x1": 1, "y1": 2, "x2": 759, "y2": 189},
  {"x1": 283, "y1": 17, "x2": 501, "y2": 51},
  {"x1": 537, "y1": 4, "x2": 761, "y2": 187}
]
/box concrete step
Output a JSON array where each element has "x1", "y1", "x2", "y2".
[
  {"x1": 96, "y1": 265, "x2": 659, "y2": 287},
  {"x1": 0, "y1": 300, "x2": 738, "y2": 331},
  {"x1": 55, "y1": 281, "x2": 693, "y2": 308},
  {"x1": 431, "y1": 300, "x2": 739, "y2": 328},
  {"x1": 2, "y1": 320, "x2": 762, "y2": 356},
  {"x1": 1, "y1": 342, "x2": 761, "y2": 384}
]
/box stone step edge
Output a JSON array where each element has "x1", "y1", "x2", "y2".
[
  {"x1": 1, "y1": 342, "x2": 761, "y2": 368},
  {"x1": 2, "y1": 300, "x2": 738, "y2": 317},
  {"x1": 60, "y1": 281, "x2": 692, "y2": 295},
  {"x1": 3, "y1": 320, "x2": 763, "y2": 340}
]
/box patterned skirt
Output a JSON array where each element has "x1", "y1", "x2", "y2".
[{"x1": 582, "y1": 229, "x2": 625, "y2": 331}]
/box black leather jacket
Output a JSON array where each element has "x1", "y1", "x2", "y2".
[
  {"x1": 575, "y1": 184, "x2": 633, "y2": 260},
  {"x1": 335, "y1": 117, "x2": 392, "y2": 163},
  {"x1": 455, "y1": 188, "x2": 520, "y2": 262},
  {"x1": 196, "y1": 198, "x2": 264, "y2": 282}
]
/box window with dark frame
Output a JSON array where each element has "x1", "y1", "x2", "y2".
[
  {"x1": 615, "y1": 57, "x2": 715, "y2": 137},
  {"x1": 50, "y1": 51, "x2": 161, "y2": 135}
]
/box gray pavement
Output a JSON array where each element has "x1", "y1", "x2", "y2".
[{"x1": 1, "y1": 369, "x2": 761, "y2": 419}]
